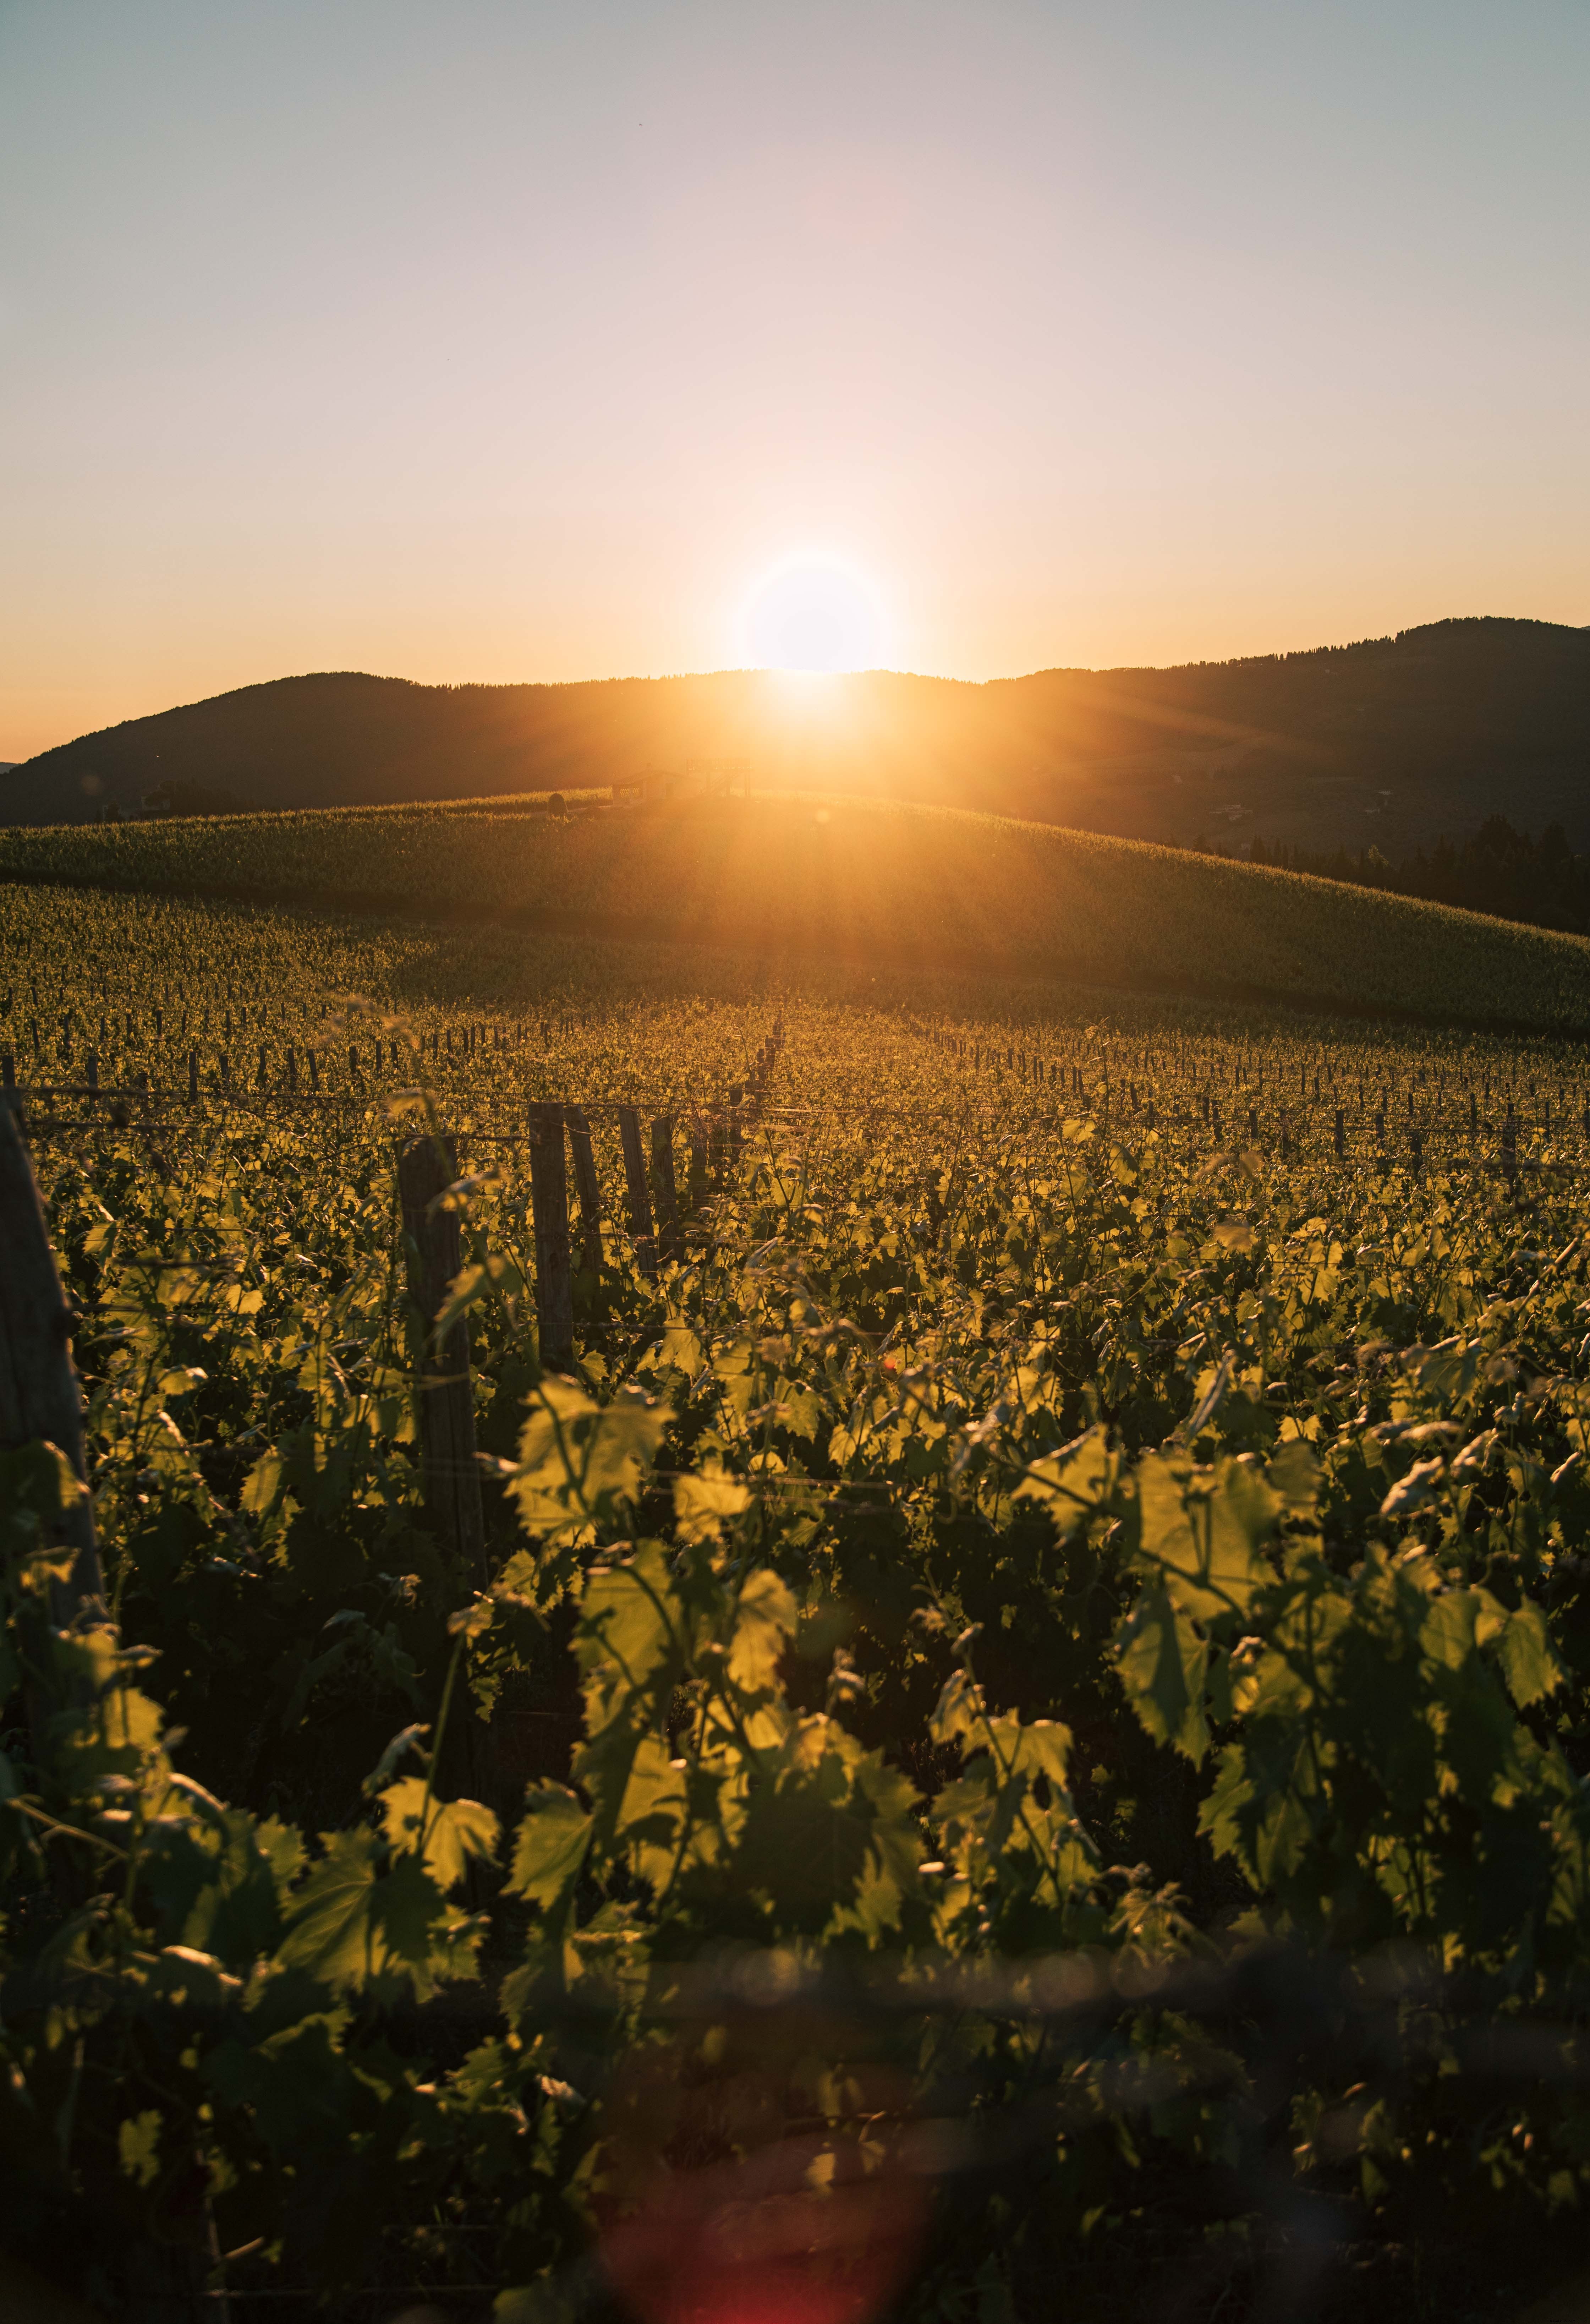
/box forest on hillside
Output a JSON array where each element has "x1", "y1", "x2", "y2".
[{"x1": 1221, "y1": 816, "x2": 1590, "y2": 941}]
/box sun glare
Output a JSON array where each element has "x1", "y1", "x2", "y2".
[{"x1": 741, "y1": 556, "x2": 886, "y2": 673}]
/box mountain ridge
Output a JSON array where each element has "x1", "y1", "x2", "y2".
[{"x1": 7, "y1": 614, "x2": 1589, "y2": 855}]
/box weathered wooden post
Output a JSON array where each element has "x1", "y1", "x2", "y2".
[
  {"x1": 565, "y1": 1104, "x2": 603, "y2": 1280},
  {"x1": 0, "y1": 1101, "x2": 107, "y2": 1636},
  {"x1": 398, "y1": 1134, "x2": 486, "y2": 1581},
  {"x1": 529, "y1": 1102, "x2": 575, "y2": 1370},
  {"x1": 651, "y1": 1114, "x2": 681, "y2": 1256},
  {"x1": 617, "y1": 1105, "x2": 656, "y2": 1274},
  {"x1": 688, "y1": 1118, "x2": 710, "y2": 1208}
]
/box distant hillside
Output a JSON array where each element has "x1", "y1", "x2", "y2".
[
  {"x1": 5, "y1": 790, "x2": 1590, "y2": 1036},
  {"x1": 5, "y1": 616, "x2": 1589, "y2": 854}
]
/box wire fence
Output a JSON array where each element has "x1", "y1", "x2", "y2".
[{"x1": 9, "y1": 1081, "x2": 1590, "y2": 1183}]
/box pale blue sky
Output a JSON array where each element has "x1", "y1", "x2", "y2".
[{"x1": 2, "y1": 0, "x2": 1586, "y2": 753}]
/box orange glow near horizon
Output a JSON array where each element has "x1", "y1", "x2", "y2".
[{"x1": 1, "y1": 6, "x2": 1587, "y2": 763}]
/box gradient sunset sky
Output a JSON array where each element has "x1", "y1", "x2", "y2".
[{"x1": 2, "y1": 0, "x2": 1587, "y2": 760}]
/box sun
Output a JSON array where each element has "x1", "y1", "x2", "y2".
[{"x1": 741, "y1": 554, "x2": 886, "y2": 673}]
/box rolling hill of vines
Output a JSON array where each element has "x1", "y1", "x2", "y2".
[{"x1": 6, "y1": 790, "x2": 1590, "y2": 1036}]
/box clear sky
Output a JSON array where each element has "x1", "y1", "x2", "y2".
[{"x1": 2, "y1": 0, "x2": 1587, "y2": 759}]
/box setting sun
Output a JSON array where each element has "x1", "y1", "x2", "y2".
[{"x1": 741, "y1": 555, "x2": 887, "y2": 673}]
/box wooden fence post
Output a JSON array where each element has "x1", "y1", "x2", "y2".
[
  {"x1": 529, "y1": 1102, "x2": 575, "y2": 1370},
  {"x1": 617, "y1": 1105, "x2": 655, "y2": 1274},
  {"x1": 688, "y1": 1118, "x2": 710, "y2": 1207},
  {"x1": 398, "y1": 1134, "x2": 486, "y2": 1581},
  {"x1": 650, "y1": 1113, "x2": 681, "y2": 1256},
  {"x1": 565, "y1": 1104, "x2": 603, "y2": 1280},
  {"x1": 0, "y1": 1102, "x2": 107, "y2": 1648}
]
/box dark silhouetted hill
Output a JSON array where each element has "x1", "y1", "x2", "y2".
[{"x1": 6, "y1": 616, "x2": 1588, "y2": 853}]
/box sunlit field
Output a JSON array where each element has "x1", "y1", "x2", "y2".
[
  {"x1": 8, "y1": 871, "x2": 1590, "y2": 2318},
  {"x1": 9, "y1": 788, "x2": 1590, "y2": 1035}
]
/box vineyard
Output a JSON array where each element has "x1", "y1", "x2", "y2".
[
  {"x1": 10, "y1": 791, "x2": 1590, "y2": 1033},
  {"x1": 7, "y1": 872, "x2": 1590, "y2": 2322}
]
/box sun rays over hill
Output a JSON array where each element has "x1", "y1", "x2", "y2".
[
  {"x1": 9, "y1": 619, "x2": 1589, "y2": 860},
  {"x1": 8, "y1": 787, "x2": 1590, "y2": 1036}
]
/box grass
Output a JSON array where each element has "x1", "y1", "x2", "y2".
[{"x1": 4, "y1": 791, "x2": 1590, "y2": 1033}]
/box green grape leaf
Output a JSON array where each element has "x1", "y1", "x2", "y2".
[
  {"x1": 1266, "y1": 1438, "x2": 1321, "y2": 1511},
  {"x1": 275, "y1": 1829, "x2": 453, "y2": 1997},
  {"x1": 505, "y1": 1783, "x2": 593, "y2": 1912},
  {"x1": 656, "y1": 1323, "x2": 707, "y2": 1378},
  {"x1": 509, "y1": 1378, "x2": 669, "y2": 1537},
  {"x1": 379, "y1": 1777, "x2": 500, "y2": 1888},
  {"x1": 240, "y1": 1448, "x2": 289, "y2": 1518},
  {"x1": 117, "y1": 2110, "x2": 163, "y2": 2189},
  {"x1": 1116, "y1": 1575, "x2": 1210, "y2": 1761},
  {"x1": 1495, "y1": 1598, "x2": 1562, "y2": 1708},
  {"x1": 673, "y1": 1461, "x2": 750, "y2": 1545},
  {"x1": 726, "y1": 1568, "x2": 798, "y2": 1694}
]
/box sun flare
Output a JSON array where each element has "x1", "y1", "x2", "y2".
[{"x1": 740, "y1": 555, "x2": 887, "y2": 674}]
